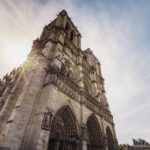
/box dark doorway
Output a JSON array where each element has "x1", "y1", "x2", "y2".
[
  {"x1": 48, "y1": 106, "x2": 79, "y2": 150},
  {"x1": 106, "y1": 126, "x2": 115, "y2": 150},
  {"x1": 87, "y1": 114, "x2": 104, "y2": 150}
]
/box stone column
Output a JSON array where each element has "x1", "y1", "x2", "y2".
[
  {"x1": 104, "y1": 134, "x2": 108, "y2": 150},
  {"x1": 82, "y1": 140, "x2": 87, "y2": 150},
  {"x1": 81, "y1": 124, "x2": 88, "y2": 150},
  {"x1": 77, "y1": 52, "x2": 84, "y2": 88},
  {"x1": 77, "y1": 34, "x2": 81, "y2": 49},
  {"x1": 114, "y1": 138, "x2": 118, "y2": 150},
  {"x1": 74, "y1": 35, "x2": 78, "y2": 46},
  {"x1": 112, "y1": 124, "x2": 118, "y2": 150},
  {"x1": 90, "y1": 70, "x2": 99, "y2": 98},
  {"x1": 96, "y1": 62, "x2": 102, "y2": 76}
]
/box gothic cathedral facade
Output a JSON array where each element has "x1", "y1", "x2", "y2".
[{"x1": 0, "y1": 10, "x2": 118, "y2": 150}]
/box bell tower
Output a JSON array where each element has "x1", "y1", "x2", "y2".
[{"x1": 39, "y1": 10, "x2": 81, "y2": 49}]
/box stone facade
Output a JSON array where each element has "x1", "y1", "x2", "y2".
[{"x1": 0, "y1": 10, "x2": 118, "y2": 150}]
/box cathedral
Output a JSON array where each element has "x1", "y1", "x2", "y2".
[{"x1": 0, "y1": 10, "x2": 118, "y2": 150}]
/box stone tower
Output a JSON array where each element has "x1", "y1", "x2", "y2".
[{"x1": 0, "y1": 10, "x2": 118, "y2": 150}]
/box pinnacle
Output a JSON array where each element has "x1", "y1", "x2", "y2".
[{"x1": 59, "y1": 9, "x2": 68, "y2": 16}]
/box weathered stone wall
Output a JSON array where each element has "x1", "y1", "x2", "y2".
[{"x1": 0, "y1": 10, "x2": 118, "y2": 150}]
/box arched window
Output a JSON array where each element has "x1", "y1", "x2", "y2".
[
  {"x1": 48, "y1": 106, "x2": 79, "y2": 150},
  {"x1": 106, "y1": 126, "x2": 115, "y2": 150},
  {"x1": 70, "y1": 30, "x2": 74, "y2": 41},
  {"x1": 65, "y1": 23, "x2": 69, "y2": 31},
  {"x1": 86, "y1": 114, "x2": 104, "y2": 150}
]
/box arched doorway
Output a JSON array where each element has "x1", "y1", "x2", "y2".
[
  {"x1": 87, "y1": 114, "x2": 104, "y2": 150},
  {"x1": 106, "y1": 126, "x2": 115, "y2": 150},
  {"x1": 48, "y1": 106, "x2": 79, "y2": 150}
]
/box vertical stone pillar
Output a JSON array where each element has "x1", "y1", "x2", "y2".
[
  {"x1": 77, "y1": 52, "x2": 84, "y2": 88},
  {"x1": 74, "y1": 35, "x2": 78, "y2": 46},
  {"x1": 82, "y1": 140, "x2": 87, "y2": 150},
  {"x1": 81, "y1": 124, "x2": 88, "y2": 150},
  {"x1": 34, "y1": 84, "x2": 57, "y2": 150},
  {"x1": 96, "y1": 62, "x2": 102, "y2": 76},
  {"x1": 77, "y1": 35, "x2": 81, "y2": 49},
  {"x1": 100, "y1": 117, "x2": 107, "y2": 150},
  {"x1": 113, "y1": 138, "x2": 118, "y2": 150},
  {"x1": 104, "y1": 134, "x2": 108, "y2": 150},
  {"x1": 90, "y1": 67, "x2": 99, "y2": 96},
  {"x1": 112, "y1": 124, "x2": 117, "y2": 141},
  {"x1": 112, "y1": 124, "x2": 118, "y2": 150},
  {"x1": 36, "y1": 130, "x2": 50, "y2": 150}
]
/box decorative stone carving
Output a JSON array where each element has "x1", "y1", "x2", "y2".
[
  {"x1": 81, "y1": 124, "x2": 87, "y2": 140},
  {"x1": 41, "y1": 112, "x2": 53, "y2": 131},
  {"x1": 51, "y1": 115, "x2": 64, "y2": 139},
  {"x1": 90, "y1": 65, "x2": 96, "y2": 74},
  {"x1": 43, "y1": 69, "x2": 113, "y2": 123}
]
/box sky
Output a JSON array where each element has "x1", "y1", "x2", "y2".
[{"x1": 0, "y1": 0, "x2": 150, "y2": 145}]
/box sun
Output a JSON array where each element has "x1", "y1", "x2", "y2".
[{"x1": 0, "y1": 41, "x2": 31, "y2": 77}]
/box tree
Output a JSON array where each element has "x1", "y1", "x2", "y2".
[{"x1": 119, "y1": 144, "x2": 125, "y2": 150}]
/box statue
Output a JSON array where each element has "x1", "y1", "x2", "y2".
[
  {"x1": 82, "y1": 124, "x2": 87, "y2": 140},
  {"x1": 41, "y1": 112, "x2": 53, "y2": 131}
]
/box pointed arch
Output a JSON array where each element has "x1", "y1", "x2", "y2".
[
  {"x1": 70, "y1": 30, "x2": 74, "y2": 41},
  {"x1": 86, "y1": 113, "x2": 104, "y2": 150},
  {"x1": 48, "y1": 105, "x2": 79, "y2": 150},
  {"x1": 106, "y1": 126, "x2": 115, "y2": 150}
]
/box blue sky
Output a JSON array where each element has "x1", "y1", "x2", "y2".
[{"x1": 0, "y1": 0, "x2": 150, "y2": 144}]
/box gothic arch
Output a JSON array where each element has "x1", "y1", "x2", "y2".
[
  {"x1": 70, "y1": 30, "x2": 74, "y2": 41},
  {"x1": 65, "y1": 23, "x2": 69, "y2": 31},
  {"x1": 86, "y1": 114, "x2": 104, "y2": 150},
  {"x1": 48, "y1": 105, "x2": 79, "y2": 150},
  {"x1": 106, "y1": 126, "x2": 115, "y2": 150}
]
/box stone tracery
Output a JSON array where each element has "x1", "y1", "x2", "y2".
[
  {"x1": 48, "y1": 106, "x2": 79, "y2": 150},
  {"x1": 87, "y1": 114, "x2": 104, "y2": 150}
]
